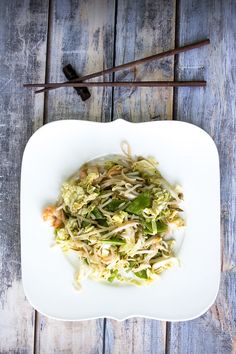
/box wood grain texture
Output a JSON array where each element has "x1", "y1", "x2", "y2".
[
  {"x1": 45, "y1": 0, "x2": 115, "y2": 122},
  {"x1": 0, "y1": 0, "x2": 48, "y2": 352},
  {"x1": 168, "y1": 0, "x2": 236, "y2": 353},
  {"x1": 105, "y1": 319, "x2": 166, "y2": 354},
  {"x1": 35, "y1": 317, "x2": 104, "y2": 354},
  {"x1": 113, "y1": 0, "x2": 176, "y2": 122},
  {"x1": 35, "y1": 1, "x2": 115, "y2": 353}
]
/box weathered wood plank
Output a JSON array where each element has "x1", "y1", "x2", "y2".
[
  {"x1": 105, "y1": 1, "x2": 175, "y2": 353},
  {"x1": 35, "y1": 317, "x2": 104, "y2": 354},
  {"x1": 105, "y1": 319, "x2": 166, "y2": 354},
  {"x1": 45, "y1": 0, "x2": 115, "y2": 122},
  {"x1": 0, "y1": 0, "x2": 48, "y2": 352},
  {"x1": 168, "y1": 0, "x2": 236, "y2": 353},
  {"x1": 35, "y1": 1, "x2": 116, "y2": 353},
  {"x1": 113, "y1": 0, "x2": 176, "y2": 122}
]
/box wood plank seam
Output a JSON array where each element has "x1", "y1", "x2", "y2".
[
  {"x1": 166, "y1": 0, "x2": 178, "y2": 352},
  {"x1": 34, "y1": 1, "x2": 51, "y2": 353},
  {"x1": 172, "y1": 0, "x2": 180, "y2": 122},
  {"x1": 101, "y1": 1, "x2": 118, "y2": 351},
  {"x1": 102, "y1": 0, "x2": 118, "y2": 351},
  {"x1": 43, "y1": 0, "x2": 53, "y2": 126},
  {"x1": 107, "y1": 0, "x2": 118, "y2": 124},
  {"x1": 102, "y1": 318, "x2": 107, "y2": 354},
  {"x1": 33, "y1": 310, "x2": 38, "y2": 354}
]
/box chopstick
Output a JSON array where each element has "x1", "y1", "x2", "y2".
[
  {"x1": 33, "y1": 39, "x2": 210, "y2": 94},
  {"x1": 24, "y1": 81, "x2": 206, "y2": 89}
]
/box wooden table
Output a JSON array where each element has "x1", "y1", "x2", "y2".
[{"x1": 0, "y1": 1, "x2": 235, "y2": 353}]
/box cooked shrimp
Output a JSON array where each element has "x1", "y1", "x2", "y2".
[{"x1": 42, "y1": 206, "x2": 64, "y2": 228}]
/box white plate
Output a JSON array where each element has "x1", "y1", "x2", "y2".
[{"x1": 21, "y1": 119, "x2": 220, "y2": 321}]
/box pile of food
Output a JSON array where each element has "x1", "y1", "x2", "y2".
[{"x1": 43, "y1": 143, "x2": 185, "y2": 287}]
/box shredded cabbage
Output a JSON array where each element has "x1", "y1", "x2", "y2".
[{"x1": 43, "y1": 144, "x2": 185, "y2": 287}]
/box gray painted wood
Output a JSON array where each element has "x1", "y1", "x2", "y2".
[
  {"x1": 105, "y1": 319, "x2": 167, "y2": 354},
  {"x1": 113, "y1": 0, "x2": 176, "y2": 122},
  {"x1": 45, "y1": 0, "x2": 115, "y2": 122},
  {"x1": 34, "y1": 1, "x2": 115, "y2": 353},
  {"x1": 35, "y1": 317, "x2": 104, "y2": 354},
  {"x1": 0, "y1": 0, "x2": 48, "y2": 352},
  {"x1": 168, "y1": 0, "x2": 236, "y2": 353}
]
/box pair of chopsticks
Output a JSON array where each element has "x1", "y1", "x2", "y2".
[{"x1": 24, "y1": 39, "x2": 209, "y2": 94}]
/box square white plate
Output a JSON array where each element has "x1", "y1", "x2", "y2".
[{"x1": 21, "y1": 119, "x2": 220, "y2": 321}]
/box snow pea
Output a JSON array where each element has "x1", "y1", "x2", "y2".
[{"x1": 125, "y1": 192, "x2": 151, "y2": 215}]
